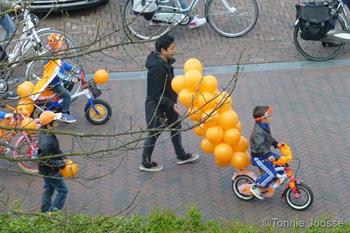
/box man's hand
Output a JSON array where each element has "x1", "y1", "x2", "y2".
[
  {"x1": 268, "y1": 156, "x2": 275, "y2": 162},
  {"x1": 173, "y1": 103, "x2": 181, "y2": 115}
]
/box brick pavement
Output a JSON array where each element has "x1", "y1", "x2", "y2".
[
  {"x1": 1, "y1": 63, "x2": 350, "y2": 224},
  {"x1": 32, "y1": 0, "x2": 350, "y2": 73}
]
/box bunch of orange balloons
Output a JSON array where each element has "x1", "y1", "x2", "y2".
[{"x1": 171, "y1": 58, "x2": 251, "y2": 170}]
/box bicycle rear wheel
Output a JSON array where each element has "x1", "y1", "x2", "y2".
[
  {"x1": 123, "y1": 0, "x2": 176, "y2": 40},
  {"x1": 293, "y1": 18, "x2": 346, "y2": 61},
  {"x1": 205, "y1": 0, "x2": 258, "y2": 37}
]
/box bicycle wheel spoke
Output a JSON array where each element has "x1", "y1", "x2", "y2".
[
  {"x1": 123, "y1": 0, "x2": 177, "y2": 40},
  {"x1": 206, "y1": 0, "x2": 258, "y2": 37}
]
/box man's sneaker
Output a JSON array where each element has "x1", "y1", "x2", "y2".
[
  {"x1": 139, "y1": 161, "x2": 163, "y2": 172},
  {"x1": 176, "y1": 153, "x2": 200, "y2": 165},
  {"x1": 250, "y1": 184, "x2": 264, "y2": 200},
  {"x1": 61, "y1": 113, "x2": 77, "y2": 124},
  {"x1": 188, "y1": 16, "x2": 206, "y2": 29},
  {"x1": 2, "y1": 91, "x2": 19, "y2": 100}
]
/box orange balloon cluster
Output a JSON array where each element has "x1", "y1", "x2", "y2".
[
  {"x1": 16, "y1": 81, "x2": 35, "y2": 117},
  {"x1": 172, "y1": 58, "x2": 251, "y2": 170}
]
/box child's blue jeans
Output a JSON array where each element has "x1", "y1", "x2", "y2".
[{"x1": 41, "y1": 173, "x2": 68, "y2": 212}]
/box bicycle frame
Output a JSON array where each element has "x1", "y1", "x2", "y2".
[
  {"x1": 34, "y1": 72, "x2": 102, "y2": 116},
  {"x1": 7, "y1": 10, "x2": 47, "y2": 65},
  {"x1": 155, "y1": 0, "x2": 236, "y2": 23}
]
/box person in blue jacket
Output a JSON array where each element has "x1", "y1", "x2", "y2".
[{"x1": 45, "y1": 33, "x2": 80, "y2": 123}]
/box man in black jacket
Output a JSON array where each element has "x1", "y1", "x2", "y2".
[
  {"x1": 140, "y1": 35, "x2": 199, "y2": 172},
  {"x1": 37, "y1": 111, "x2": 68, "y2": 212}
]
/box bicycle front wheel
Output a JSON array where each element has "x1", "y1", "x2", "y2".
[
  {"x1": 293, "y1": 18, "x2": 346, "y2": 61},
  {"x1": 123, "y1": 0, "x2": 175, "y2": 40},
  {"x1": 205, "y1": 0, "x2": 259, "y2": 38}
]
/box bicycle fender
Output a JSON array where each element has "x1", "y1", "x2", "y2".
[
  {"x1": 232, "y1": 169, "x2": 257, "y2": 181},
  {"x1": 36, "y1": 28, "x2": 53, "y2": 33},
  {"x1": 281, "y1": 179, "x2": 302, "y2": 198}
]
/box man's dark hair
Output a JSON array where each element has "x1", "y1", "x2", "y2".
[
  {"x1": 155, "y1": 35, "x2": 174, "y2": 52},
  {"x1": 252, "y1": 106, "x2": 269, "y2": 119}
]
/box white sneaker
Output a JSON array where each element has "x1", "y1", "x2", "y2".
[
  {"x1": 250, "y1": 184, "x2": 264, "y2": 200},
  {"x1": 188, "y1": 16, "x2": 206, "y2": 29},
  {"x1": 176, "y1": 153, "x2": 200, "y2": 165},
  {"x1": 139, "y1": 162, "x2": 164, "y2": 172}
]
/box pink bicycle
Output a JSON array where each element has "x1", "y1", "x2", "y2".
[{"x1": 0, "y1": 105, "x2": 39, "y2": 174}]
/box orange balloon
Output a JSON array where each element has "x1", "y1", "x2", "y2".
[
  {"x1": 205, "y1": 126, "x2": 224, "y2": 144},
  {"x1": 184, "y1": 58, "x2": 203, "y2": 73},
  {"x1": 178, "y1": 89, "x2": 195, "y2": 107},
  {"x1": 201, "y1": 109, "x2": 219, "y2": 128},
  {"x1": 236, "y1": 136, "x2": 249, "y2": 152},
  {"x1": 199, "y1": 75, "x2": 218, "y2": 93},
  {"x1": 236, "y1": 121, "x2": 242, "y2": 132},
  {"x1": 93, "y1": 69, "x2": 109, "y2": 85},
  {"x1": 184, "y1": 70, "x2": 202, "y2": 91},
  {"x1": 201, "y1": 138, "x2": 215, "y2": 154},
  {"x1": 187, "y1": 106, "x2": 201, "y2": 121},
  {"x1": 196, "y1": 92, "x2": 216, "y2": 110},
  {"x1": 231, "y1": 151, "x2": 251, "y2": 170},
  {"x1": 219, "y1": 110, "x2": 239, "y2": 130},
  {"x1": 60, "y1": 159, "x2": 79, "y2": 178},
  {"x1": 224, "y1": 128, "x2": 241, "y2": 147},
  {"x1": 171, "y1": 75, "x2": 185, "y2": 94},
  {"x1": 17, "y1": 98, "x2": 35, "y2": 116},
  {"x1": 194, "y1": 124, "x2": 206, "y2": 136},
  {"x1": 17, "y1": 81, "x2": 34, "y2": 98},
  {"x1": 214, "y1": 143, "x2": 233, "y2": 167},
  {"x1": 20, "y1": 117, "x2": 37, "y2": 135},
  {"x1": 215, "y1": 92, "x2": 233, "y2": 113}
]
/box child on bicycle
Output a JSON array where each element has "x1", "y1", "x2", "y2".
[
  {"x1": 44, "y1": 33, "x2": 80, "y2": 123},
  {"x1": 249, "y1": 106, "x2": 282, "y2": 200}
]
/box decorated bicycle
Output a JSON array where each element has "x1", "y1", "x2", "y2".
[
  {"x1": 0, "y1": 104, "x2": 39, "y2": 173},
  {"x1": 231, "y1": 144, "x2": 314, "y2": 211},
  {"x1": 17, "y1": 63, "x2": 112, "y2": 125}
]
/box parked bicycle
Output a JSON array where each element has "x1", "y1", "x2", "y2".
[
  {"x1": 123, "y1": 0, "x2": 259, "y2": 40},
  {"x1": 0, "y1": 9, "x2": 78, "y2": 96},
  {"x1": 294, "y1": 0, "x2": 350, "y2": 61},
  {"x1": 0, "y1": 105, "x2": 39, "y2": 174}
]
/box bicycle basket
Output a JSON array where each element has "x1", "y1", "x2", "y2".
[
  {"x1": 132, "y1": 0, "x2": 158, "y2": 20},
  {"x1": 87, "y1": 80, "x2": 102, "y2": 98},
  {"x1": 296, "y1": 2, "x2": 332, "y2": 40}
]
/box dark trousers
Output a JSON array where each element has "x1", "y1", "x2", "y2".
[
  {"x1": 141, "y1": 105, "x2": 187, "y2": 165},
  {"x1": 51, "y1": 83, "x2": 71, "y2": 113},
  {"x1": 41, "y1": 173, "x2": 68, "y2": 212}
]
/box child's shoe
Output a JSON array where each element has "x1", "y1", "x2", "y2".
[{"x1": 250, "y1": 184, "x2": 264, "y2": 200}]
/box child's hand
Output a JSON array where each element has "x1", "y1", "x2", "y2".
[
  {"x1": 268, "y1": 156, "x2": 275, "y2": 161},
  {"x1": 4, "y1": 113, "x2": 13, "y2": 119},
  {"x1": 277, "y1": 143, "x2": 284, "y2": 148}
]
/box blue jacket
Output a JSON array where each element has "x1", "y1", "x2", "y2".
[
  {"x1": 0, "y1": 111, "x2": 6, "y2": 119},
  {"x1": 49, "y1": 60, "x2": 75, "y2": 87}
]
